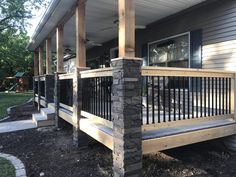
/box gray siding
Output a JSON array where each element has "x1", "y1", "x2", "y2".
[{"x1": 87, "y1": 0, "x2": 236, "y2": 71}]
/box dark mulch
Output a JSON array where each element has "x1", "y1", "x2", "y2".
[{"x1": 1, "y1": 107, "x2": 236, "y2": 176}]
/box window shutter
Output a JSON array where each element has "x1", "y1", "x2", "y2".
[{"x1": 190, "y1": 29, "x2": 202, "y2": 69}]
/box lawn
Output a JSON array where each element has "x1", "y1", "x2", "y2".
[
  {"x1": 0, "y1": 157, "x2": 15, "y2": 177},
  {"x1": 0, "y1": 92, "x2": 33, "y2": 119}
]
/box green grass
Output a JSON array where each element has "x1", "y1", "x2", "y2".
[
  {"x1": 0, "y1": 92, "x2": 33, "y2": 119},
  {"x1": 0, "y1": 157, "x2": 15, "y2": 177}
]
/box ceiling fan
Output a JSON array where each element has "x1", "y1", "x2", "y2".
[
  {"x1": 86, "y1": 39, "x2": 102, "y2": 47},
  {"x1": 101, "y1": 19, "x2": 146, "y2": 31}
]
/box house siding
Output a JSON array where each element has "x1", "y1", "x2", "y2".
[{"x1": 87, "y1": 0, "x2": 236, "y2": 71}]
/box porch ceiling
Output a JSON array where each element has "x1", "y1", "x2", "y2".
[{"x1": 28, "y1": 0, "x2": 206, "y2": 52}]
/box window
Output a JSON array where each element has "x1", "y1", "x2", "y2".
[{"x1": 148, "y1": 33, "x2": 189, "y2": 68}]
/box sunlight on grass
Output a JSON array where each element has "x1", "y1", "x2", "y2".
[
  {"x1": 0, "y1": 157, "x2": 15, "y2": 177},
  {"x1": 0, "y1": 92, "x2": 33, "y2": 119}
]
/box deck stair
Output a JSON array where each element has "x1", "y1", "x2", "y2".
[{"x1": 32, "y1": 107, "x2": 55, "y2": 127}]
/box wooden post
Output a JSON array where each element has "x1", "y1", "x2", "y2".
[
  {"x1": 56, "y1": 26, "x2": 64, "y2": 72},
  {"x1": 39, "y1": 46, "x2": 44, "y2": 75},
  {"x1": 118, "y1": 0, "x2": 135, "y2": 58},
  {"x1": 112, "y1": 0, "x2": 142, "y2": 176},
  {"x1": 46, "y1": 38, "x2": 52, "y2": 74},
  {"x1": 73, "y1": 0, "x2": 88, "y2": 146},
  {"x1": 34, "y1": 51, "x2": 39, "y2": 76},
  {"x1": 75, "y1": 0, "x2": 87, "y2": 68}
]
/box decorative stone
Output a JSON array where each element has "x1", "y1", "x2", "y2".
[{"x1": 111, "y1": 58, "x2": 143, "y2": 177}]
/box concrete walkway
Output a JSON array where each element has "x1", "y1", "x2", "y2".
[{"x1": 0, "y1": 120, "x2": 36, "y2": 133}]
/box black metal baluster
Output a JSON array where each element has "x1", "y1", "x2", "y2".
[
  {"x1": 200, "y1": 77, "x2": 202, "y2": 117},
  {"x1": 222, "y1": 78, "x2": 225, "y2": 114},
  {"x1": 215, "y1": 78, "x2": 218, "y2": 115},
  {"x1": 152, "y1": 76, "x2": 155, "y2": 124},
  {"x1": 168, "y1": 76, "x2": 171, "y2": 122},
  {"x1": 109, "y1": 77, "x2": 112, "y2": 121},
  {"x1": 141, "y1": 77, "x2": 143, "y2": 125},
  {"x1": 163, "y1": 76, "x2": 166, "y2": 122},
  {"x1": 204, "y1": 77, "x2": 207, "y2": 117},
  {"x1": 146, "y1": 77, "x2": 149, "y2": 124},
  {"x1": 208, "y1": 77, "x2": 210, "y2": 116},
  {"x1": 188, "y1": 77, "x2": 190, "y2": 119},
  {"x1": 226, "y1": 78, "x2": 228, "y2": 114},
  {"x1": 196, "y1": 77, "x2": 199, "y2": 118},
  {"x1": 173, "y1": 77, "x2": 176, "y2": 121},
  {"x1": 95, "y1": 78, "x2": 97, "y2": 116},
  {"x1": 158, "y1": 76, "x2": 161, "y2": 123},
  {"x1": 183, "y1": 77, "x2": 186, "y2": 120},
  {"x1": 219, "y1": 78, "x2": 221, "y2": 115},
  {"x1": 191, "y1": 77, "x2": 194, "y2": 118},
  {"x1": 212, "y1": 78, "x2": 214, "y2": 116},
  {"x1": 229, "y1": 78, "x2": 231, "y2": 114},
  {"x1": 178, "y1": 77, "x2": 181, "y2": 120}
]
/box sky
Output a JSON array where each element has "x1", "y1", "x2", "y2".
[{"x1": 26, "y1": 0, "x2": 51, "y2": 37}]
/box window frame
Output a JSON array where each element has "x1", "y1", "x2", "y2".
[{"x1": 147, "y1": 32, "x2": 191, "y2": 68}]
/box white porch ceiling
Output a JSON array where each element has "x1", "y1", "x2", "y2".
[{"x1": 28, "y1": 0, "x2": 206, "y2": 52}]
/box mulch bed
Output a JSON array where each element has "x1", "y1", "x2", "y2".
[{"x1": 1, "y1": 108, "x2": 236, "y2": 176}]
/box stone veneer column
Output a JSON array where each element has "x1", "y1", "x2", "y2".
[
  {"x1": 33, "y1": 76, "x2": 37, "y2": 107},
  {"x1": 45, "y1": 74, "x2": 55, "y2": 106},
  {"x1": 111, "y1": 58, "x2": 143, "y2": 177},
  {"x1": 37, "y1": 76, "x2": 41, "y2": 111},
  {"x1": 73, "y1": 67, "x2": 89, "y2": 146},
  {"x1": 54, "y1": 72, "x2": 64, "y2": 128}
]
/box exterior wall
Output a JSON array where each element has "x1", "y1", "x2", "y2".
[{"x1": 87, "y1": 0, "x2": 236, "y2": 71}]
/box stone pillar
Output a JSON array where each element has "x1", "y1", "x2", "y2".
[
  {"x1": 111, "y1": 58, "x2": 143, "y2": 177},
  {"x1": 73, "y1": 67, "x2": 89, "y2": 146},
  {"x1": 37, "y1": 76, "x2": 41, "y2": 111},
  {"x1": 45, "y1": 74, "x2": 55, "y2": 106},
  {"x1": 33, "y1": 76, "x2": 37, "y2": 107},
  {"x1": 54, "y1": 73, "x2": 62, "y2": 128}
]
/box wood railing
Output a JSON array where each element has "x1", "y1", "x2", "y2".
[
  {"x1": 141, "y1": 67, "x2": 235, "y2": 125},
  {"x1": 80, "y1": 68, "x2": 113, "y2": 122},
  {"x1": 58, "y1": 73, "x2": 74, "y2": 110}
]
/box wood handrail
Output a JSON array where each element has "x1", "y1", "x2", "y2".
[
  {"x1": 142, "y1": 66, "x2": 235, "y2": 78},
  {"x1": 58, "y1": 73, "x2": 74, "y2": 80},
  {"x1": 80, "y1": 68, "x2": 113, "y2": 78}
]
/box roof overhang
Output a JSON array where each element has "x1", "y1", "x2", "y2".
[{"x1": 27, "y1": 0, "x2": 207, "y2": 52}]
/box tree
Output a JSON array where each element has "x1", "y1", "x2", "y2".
[
  {"x1": 0, "y1": 0, "x2": 47, "y2": 32},
  {"x1": 0, "y1": 31, "x2": 33, "y2": 84}
]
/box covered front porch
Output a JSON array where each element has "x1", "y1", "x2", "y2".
[{"x1": 28, "y1": 0, "x2": 236, "y2": 176}]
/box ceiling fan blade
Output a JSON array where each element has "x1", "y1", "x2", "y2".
[
  {"x1": 100, "y1": 26, "x2": 115, "y2": 31},
  {"x1": 135, "y1": 25, "x2": 146, "y2": 29}
]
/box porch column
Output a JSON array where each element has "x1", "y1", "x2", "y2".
[
  {"x1": 33, "y1": 51, "x2": 39, "y2": 107},
  {"x1": 46, "y1": 38, "x2": 52, "y2": 74},
  {"x1": 39, "y1": 46, "x2": 44, "y2": 75},
  {"x1": 54, "y1": 26, "x2": 65, "y2": 128},
  {"x1": 73, "y1": 0, "x2": 88, "y2": 146},
  {"x1": 56, "y1": 26, "x2": 64, "y2": 72},
  {"x1": 112, "y1": 0, "x2": 142, "y2": 177}
]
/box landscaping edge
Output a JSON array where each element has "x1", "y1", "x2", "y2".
[{"x1": 0, "y1": 153, "x2": 26, "y2": 177}]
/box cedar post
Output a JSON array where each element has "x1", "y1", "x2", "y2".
[
  {"x1": 112, "y1": 0, "x2": 143, "y2": 176},
  {"x1": 56, "y1": 26, "x2": 64, "y2": 72},
  {"x1": 73, "y1": 0, "x2": 88, "y2": 146},
  {"x1": 39, "y1": 46, "x2": 44, "y2": 75},
  {"x1": 54, "y1": 26, "x2": 65, "y2": 128},
  {"x1": 46, "y1": 38, "x2": 52, "y2": 75}
]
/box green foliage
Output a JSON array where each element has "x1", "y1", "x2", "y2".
[
  {"x1": 0, "y1": 31, "x2": 33, "y2": 84},
  {"x1": 0, "y1": 0, "x2": 46, "y2": 32},
  {"x1": 0, "y1": 157, "x2": 16, "y2": 177}
]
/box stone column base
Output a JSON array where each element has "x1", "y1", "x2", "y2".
[{"x1": 112, "y1": 58, "x2": 143, "y2": 177}]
